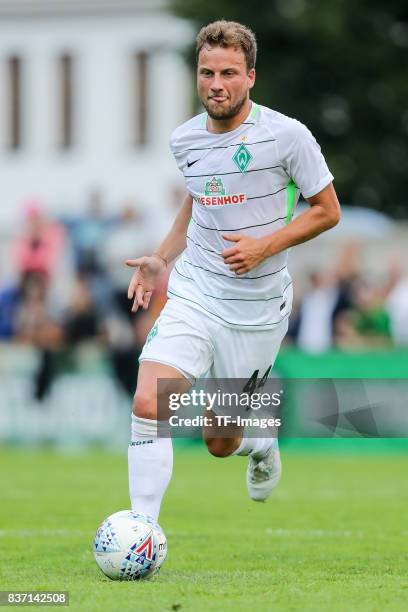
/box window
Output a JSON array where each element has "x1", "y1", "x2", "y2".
[
  {"x1": 133, "y1": 51, "x2": 148, "y2": 146},
  {"x1": 58, "y1": 54, "x2": 73, "y2": 148},
  {"x1": 7, "y1": 56, "x2": 22, "y2": 149}
]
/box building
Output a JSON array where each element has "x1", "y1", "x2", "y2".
[{"x1": 0, "y1": 0, "x2": 193, "y2": 225}]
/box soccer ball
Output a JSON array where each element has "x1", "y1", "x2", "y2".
[{"x1": 93, "y1": 510, "x2": 167, "y2": 580}]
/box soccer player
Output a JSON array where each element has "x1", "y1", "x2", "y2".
[{"x1": 126, "y1": 20, "x2": 340, "y2": 521}]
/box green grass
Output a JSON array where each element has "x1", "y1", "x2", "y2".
[{"x1": 0, "y1": 445, "x2": 408, "y2": 611}]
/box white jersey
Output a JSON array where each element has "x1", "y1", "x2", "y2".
[{"x1": 168, "y1": 102, "x2": 334, "y2": 330}]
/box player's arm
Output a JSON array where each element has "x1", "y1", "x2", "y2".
[
  {"x1": 222, "y1": 183, "x2": 340, "y2": 275},
  {"x1": 153, "y1": 193, "x2": 193, "y2": 264},
  {"x1": 263, "y1": 182, "x2": 340, "y2": 255},
  {"x1": 126, "y1": 194, "x2": 192, "y2": 311}
]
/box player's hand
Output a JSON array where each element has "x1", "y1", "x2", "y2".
[
  {"x1": 221, "y1": 234, "x2": 268, "y2": 275},
  {"x1": 125, "y1": 255, "x2": 166, "y2": 312}
]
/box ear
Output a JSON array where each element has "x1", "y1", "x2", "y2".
[{"x1": 248, "y1": 68, "x2": 256, "y2": 89}]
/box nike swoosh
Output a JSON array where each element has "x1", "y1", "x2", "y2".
[{"x1": 187, "y1": 159, "x2": 200, "y2": 167}]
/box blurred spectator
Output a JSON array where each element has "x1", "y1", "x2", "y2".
[
  {"x1": 63, "y1": 189, "x2": 111, "y2": 275},
  {"x1": 1, "y1": 191, "x2": 172, "y2": 400},
  {"x1": 294, "y1": 242, "x2": 358, "y2": 353},
  {"x1": 352, "y1": 280, "x2": 392, "y2": 346},
  {"x1": 291, "y1": 242, "x2": 406, "y2": 353},
  {"x1": 14, "y1": 272, "x2": 62, "y2": 348},
  {"x1": 0, "y1": 284, "x2": 19, "y2": 339},
  {"x1": 296, "y1": 270, "x2": 341, "y2": 353},
  {"x1": 13, "y1": 271, "x2": 63, "y2": 400},
  {"x1": 102, "y1": 202, "x2": 156, "y2": 319},
  {"x1": 62, "y1": 190, "x2": 115, "y2": 315},
  {"x1": 13, "y1": 199, "x2": 65, "y2": 281},
  {"x1": 334, "y1": 262, "x2": 402, "y2": 349},
  {"x1": 62, "y1": 275, "x2": 105, "y2": 346},
  {"x1": 104, "y1": 311, "x2": 140, "y2": 396}
]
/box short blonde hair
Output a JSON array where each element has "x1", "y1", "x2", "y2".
[{"x1": 196, "y1": 20, "x2": 257, "y2": 71}]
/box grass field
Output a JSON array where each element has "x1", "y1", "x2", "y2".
[{"x1": 1, "y1": 444, "x2": 408, "y2": 611}]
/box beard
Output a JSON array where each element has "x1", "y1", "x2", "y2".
[{"x1": 202, "y1": 91, "x2": 248, "y2": 121}]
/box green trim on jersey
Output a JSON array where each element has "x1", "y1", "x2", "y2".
[
  {"x1": 250, "y1": 102, "x2": 260, "y2": 120},
  {"x1": 201, "y1": 112, "x2": 207, "y2": 128},
  {"x1": 285, "y1": 180, "x2": 297, "y2": 224}
]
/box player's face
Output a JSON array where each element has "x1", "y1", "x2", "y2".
[{"x1": 197, "y1": 45, "x2": 255, "y2": 121}]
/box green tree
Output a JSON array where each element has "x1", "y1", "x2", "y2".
[{"x1": 171, "y1": 0, "x2": 408, "y2": 217}]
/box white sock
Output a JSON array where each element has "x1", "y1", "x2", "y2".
[
  {"x1": 232, "y1": 436, "x2": 277, "y2": 460},
  {"x1": 128, "y1": 415, "x2": 173, "y2": 521}
]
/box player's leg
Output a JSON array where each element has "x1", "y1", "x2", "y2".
[
  {"x1": 203, "y1": 318, "x2": 288, "y2": 500},
  {"x1": 128, "y1": 299, "x2": 214, "y2": 520},
  {"x1": 201, "y1": 413, "x2": 243, "y2": 457},
  {"x1": 128, "y1": 360, "x2": 191, "y2": 521},
  {"x1": 203, "y1": 410, "x2": 273, "y2": 459},
  {"x1": 203, "y1": 318, "x2": 288, "y2": 457}
]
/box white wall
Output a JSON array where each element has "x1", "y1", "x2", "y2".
[{"x1": 0, "y1": 12, "x2": 193, "y2": 226}]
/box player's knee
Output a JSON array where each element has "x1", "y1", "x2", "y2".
[
  {"x1": 132, "y1": 389, "x2": 157, "y2": 419},
  {"x1": 205, "y1": 438, "x2": 235, "y2": 458}
]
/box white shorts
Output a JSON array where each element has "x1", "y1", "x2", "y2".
[{"x1": 139, "y1": 298, "x2": 288, "y2": 382}]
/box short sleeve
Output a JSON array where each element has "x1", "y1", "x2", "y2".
[
  {"x1": 281, "y1": 120, "x2": 334, "y2": 199},
  {"x1": 169, "y1": 130, "x2": 184, "y2": 172}
]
